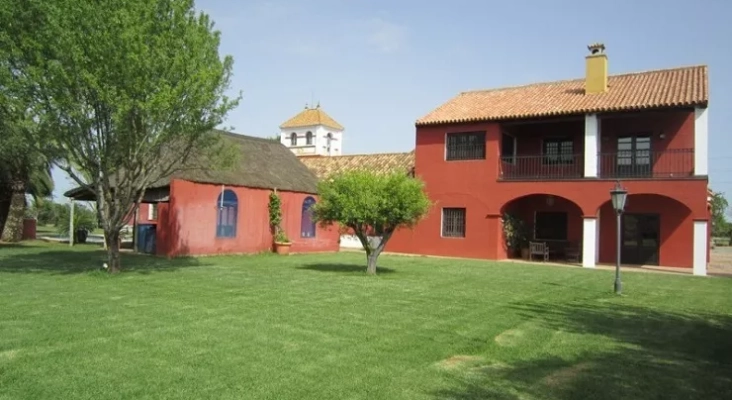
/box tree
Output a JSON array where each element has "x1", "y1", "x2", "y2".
[
  {"x1": 314, "y1": 170, "x2": 431, "y2": 274},
  {"x1": 710, "y1": 190, "x2": 730, "y2": 237},
  {"x1": 3, "y1": 0, "x2": 239, "y2": 271}
]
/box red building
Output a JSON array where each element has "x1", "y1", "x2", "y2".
[
  {"x1": 387, "y1": 44, "x2": 711, "y2": 275},
  {"x1": 67, "y1": 132, "x2": 340, "y2": 256}
]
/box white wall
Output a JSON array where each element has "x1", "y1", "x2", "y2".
[
  {"x1": 694, "y1": 107, "x2": 708, "y2": 176},
  {"x1": 281, "y1": 125, "x2": 344, "y2": 156}
]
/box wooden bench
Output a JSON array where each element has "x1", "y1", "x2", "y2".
[{"x1": 529, "y1": 241, "x2": 549, "y2": 262}]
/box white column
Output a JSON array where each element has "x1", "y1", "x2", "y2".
[
  {"x1": 693, "y1": 220, "x2": 708, "y2": 276},
  {"x1": 694, "y1": 107, "x2": 708, "y2": 176},
  {"x1": 582, "y1": 217, "x2": 597, "y2": 268},
  {"x1": 584, "y1": 114, "x2": 599, "y2": 178}
]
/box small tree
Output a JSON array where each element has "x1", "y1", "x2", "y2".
[
  {"x1": 268, "y1": 190, "x2": 289, "y2": 244},
  {"x1": 314, "y1": 170, "x2": 431, "y2": 274},
  {"x1": 710, "y1": 190, "x2": 730, "y2": 237}
]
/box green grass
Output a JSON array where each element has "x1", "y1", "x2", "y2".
[{"x1": 1, "y1": 242, "x2": 731, "y2": 400}]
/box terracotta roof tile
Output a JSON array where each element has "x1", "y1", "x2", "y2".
[
  {"x1": 280, "y1": 106, "x2": 344, "y2": 131},
  {"x1": 417, "y1": 65, "x2": 708, "y2": 126},
  {"x1": 300, "y1": 152, "x2": 415, "y2": 180}
]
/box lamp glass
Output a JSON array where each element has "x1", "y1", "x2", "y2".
[{"x1": 610, "y1": 183, "x2": 628, "y2": 212}]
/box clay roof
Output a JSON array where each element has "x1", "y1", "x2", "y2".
[
  {"x1": 416, "y1": 65, "x2": 708, "y2": 126},
  {"x1": 280, "y1": 106, "x2": 344, "y2": 131},
  {"x1": 300, "y1": 151, "x2": 415, "y2": 180}
]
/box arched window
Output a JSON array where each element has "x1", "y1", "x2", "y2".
[
  {"x1": 305, "y1": 131, "x2": 313, "y2": 145},
  {"x1": 216, "y1": 189, "x2": 238, "y2": 238},
  {"x1": 301, "y1": 196, "x2": 316, "y2": 238},
  {"x1": 290, "y1": 132, "x2": 297, "y2": 146}
]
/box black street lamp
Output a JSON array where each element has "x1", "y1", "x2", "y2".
[{"x1": 610, "y1": 181, "x2": 628, "y2": 294}]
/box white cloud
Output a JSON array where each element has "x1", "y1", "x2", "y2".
[{"x1": 364, "y1": 18, "x2": 408, "y2": 53}]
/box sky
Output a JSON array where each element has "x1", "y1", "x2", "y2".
[{"x1": 51, "y1": 0, "x2": 732, "y2": 202}]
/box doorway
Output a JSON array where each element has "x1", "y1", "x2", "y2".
[
  {"x1": 621, "y1": 213, "x2": 660, "y2": 265},
  {"x1": 616, "y1": 135, "x2": 651, "y2": 178}
]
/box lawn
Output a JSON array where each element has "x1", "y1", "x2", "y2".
[{"x1": 1, "y1": 242, "x2": 731, "y2": 400}]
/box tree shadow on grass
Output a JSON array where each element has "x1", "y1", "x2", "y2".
[
  {"x1": 431, "y1": 302, "x2": 732, "y2": 399},
  {"x1": 0, "y1": 245, "x2": 207, "y2": 275},
  {"x1": 298, "y1": 263, "x2": 396, "y2": 274}
]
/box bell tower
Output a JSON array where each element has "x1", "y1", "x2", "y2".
[{"x1": 279, "y1": 103, "x2": 345, "y2": 157}]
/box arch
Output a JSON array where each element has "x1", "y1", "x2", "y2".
[
  {"x1": 290, "y1": 132, "x2": 297, "y2": 146},
  {"x1": 305, "y1": 131, "x2": 313, "y2": 145},
  {"x1": 597, "y1": 193, "x2": 693, "y2": 267},
  {"x1": 216, "y1": 189, "x2": 238, "y2": 238},
  {"x1": 301, "y1": 196, "x2": 316, "y2": 238},
  {"x1": 500, "y1": 193, "x2": 585, "y2": 259}
]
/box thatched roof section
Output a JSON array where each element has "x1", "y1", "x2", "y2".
[{"x1": 64, "y1": 131, "x2": 320, "y2": 200}]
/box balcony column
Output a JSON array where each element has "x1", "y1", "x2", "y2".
[
  {"x1": 584, "y1": 114, "x2": 600, "y2": 178},
  {"x1": 694, "y1": 107, "x2": 708, "y2": 176},
  {"x1": 693, "y1": 220, "x2": 707, "y2": 276},
  {"x1": 582, "y1": 216, "x2": 597, "y2": 268}
]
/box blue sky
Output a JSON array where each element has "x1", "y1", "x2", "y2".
[{"x1": 51, "y1": 0, "x2": 732, "y2": 202}]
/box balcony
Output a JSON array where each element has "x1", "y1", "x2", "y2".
[
  {"x1": 598, "y1": 148, "x2": 694, "y2": 179},
  {"x1": 498, "y1": 149, "x2": 695, "y2": 181},
  {"x1": 500, "y1": 154, "x2": 584, "y2": 180}
]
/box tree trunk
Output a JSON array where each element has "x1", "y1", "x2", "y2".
[
  {"x1": 105, "y1": 228, "x2": 122, "y2": 273},
  {"x1": 366, "y1": 249, "x2": 381, "y2": 275},
  {"x1": 0, "y1": 182, "x2": 27, "y2": 242}
]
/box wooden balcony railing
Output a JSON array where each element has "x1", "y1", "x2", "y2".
[
  {"x1": 598, "y1": 148, "x2": 695, "y2": 179},
  {"x1": 499, "y1": 154, "x2": 584, "y2": 180},
  {"x1": 498, "y1": 149, "x2": 695, "y2": 181}
]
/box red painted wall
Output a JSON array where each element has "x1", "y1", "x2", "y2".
[
  {"x1": 159, "y1": 179, "x2": 339, "y2": 257},
  {"x1": 387, "y1": 109, "x2": 708, "y2": 268},
  {"x1": 22, "y1": 218, "x2": 36, "y2": 240},
  {"x1": 597, "y1": 194, "x2": 693, "y2": 268}
]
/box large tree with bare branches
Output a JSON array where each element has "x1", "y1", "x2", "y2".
[{"x1": 2, "y1": 0, "x2": 240, "y2": 271}]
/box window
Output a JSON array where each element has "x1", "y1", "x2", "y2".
[
  {"x1": 306, "y1": 131, "x2": 313, "y2": 145},
  {"x1": 442, "y1": 208, "x2": 466, "y2": 237},
  {"x1": 290, "y1": 132, "x2": 297, "y2": 146},
  {"x1": 501, "y1": 132, "x2": 517, "y2": 164},
  {"x1": 534, "y1": 212, "x2": 567, "y2": 241},
  {"x1": 446, "y1": 132, "x2": 486, "y2": 161},
  {"x1": 147, "y1": 203, "x2": 158, "y2": 220},
  {"x1": 543, "y1": 138, "x2": 574, "y2": 164},
  {"x1": 216, "y1": 189, "x2": 238, "y2": 238},
  {"x1": 301, "y1": 196, "x2": 316, "y2": 238}
]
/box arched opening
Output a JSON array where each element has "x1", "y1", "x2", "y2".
[
  {"x1": 216, "y1": 189, "x2": 238, "y2": 238},
  {"x1": 598, "y1": 194, "x2": 693, "y2": 267},
  {"x1": 290, "y1": 132, "x2": 297, "y2": 146},
  {"x1": 305, "y1": 131, "x2": 313, "y2": 145},
  {"x1": 301, "y1": 196, "x2": 316, "y2": 238},
  {"x1": 500, "y1": 194, "x2": 584, "y2": 261}
]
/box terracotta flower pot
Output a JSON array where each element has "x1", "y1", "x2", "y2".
[{"x1": 274, "y1": 242, "x2": 291, "y2": 255}]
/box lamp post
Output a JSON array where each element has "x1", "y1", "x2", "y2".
[{"x1": 610, "y1": 181, "x2": 628, "y2": 294}]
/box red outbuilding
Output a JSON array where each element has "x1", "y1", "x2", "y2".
[
  {"x1": 66, "y1": 132, "x2": 340, "y2": 257},
  {"x1": 387, "y1": 44, "x2": 711, "y2": 275}
]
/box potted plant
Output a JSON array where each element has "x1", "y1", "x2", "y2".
[
  {"x1": 503, "y1": 213, "x2": 529, "y2": 259},
  {"x1": 268, "y1": 190, "x2": 291, "y2": 254}
]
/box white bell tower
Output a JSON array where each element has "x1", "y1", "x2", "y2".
[{"x1": 279, "y1": 103, "x2": 344, "y2": 157}]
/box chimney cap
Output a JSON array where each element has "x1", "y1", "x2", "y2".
[{"x1": 588, "y1": 43, "x2": 606, "y2": 55}]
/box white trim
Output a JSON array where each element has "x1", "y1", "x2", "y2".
[
  {"x1": 693, "y1": 220, "x2": 707, "y2": 276},
  {"x1": 584, "y1": 113, "x2": 599, "y2": 178},
  {"x1": 595, "y1": 212, "x2": 600, "y2": 264},
  {"x1": 582, "y1": 217, "x2": 597, "y2": 268},
  {"x1": 694, "y1": 107, "x2": 708, "y2": 176},
  {"x1": 147, "y1": 204, "x2": 154, "y2": 220}
]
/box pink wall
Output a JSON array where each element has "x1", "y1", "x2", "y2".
[{"x1": 159, "y1": 179, "x2": 339, "y2": 257}]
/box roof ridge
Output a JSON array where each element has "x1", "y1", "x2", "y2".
[
  {"x1": 461, "y1": 64, "x2": 707, "y2": 95},
  {"x1": 326, "y1": 151, "x2": 414, "y2": 158}
]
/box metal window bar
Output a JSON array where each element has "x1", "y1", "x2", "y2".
[
  {"x1": 446, "y1": 132, "x2": 486, "y2": 161},
  {"x1": 442, "y1": 208, "x2": 466, "y2": 237}
]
